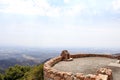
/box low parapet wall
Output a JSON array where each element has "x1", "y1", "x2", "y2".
[
  {"x1": 70, "y1": 54, "x2": 115, "y2": 59},
  {"x1": 44, "y1": 54, "x2": 114, "y2": 80}
]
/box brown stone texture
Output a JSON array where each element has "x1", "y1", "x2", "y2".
[
  {"x1": 96, "y1": 74, "x2": 108, "y2": 80},
  {"x1": 97, "y1": 68, "x2": 112, "y2": 80},
  {"x1": 70, "y1": 54, "x2": 114, "y2": 59},
  {"x1": 75, "y1": 73, "x2": 85, "y2": 80},
  {"x1": 61, "y1": 50, "x2": 71, "y2": 61}
]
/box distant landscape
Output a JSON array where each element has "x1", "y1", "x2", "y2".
[{"x1": 0, "y1": 46, "x2": 120, "y2": 72}]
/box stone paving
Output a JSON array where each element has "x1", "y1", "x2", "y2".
[
  {"x1": 108, "y1": 66, "x2": 120, "y2": 80},
  {"x1": 53, "y1": 57, "x2": 120, "y2": 80}
]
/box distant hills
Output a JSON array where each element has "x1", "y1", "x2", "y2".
[
  {"x1": 0, "y1": 58, "x2": 39, "y2": 69},
  {"x1": 0, "y1": 46, "x2": 120, "y2": 71},
  {"x1": 113, "y1": 53, "x2": 120, "y2": 55},
  {"x1": 0, "y1": 47, "x2": 59, "y2": 70}
]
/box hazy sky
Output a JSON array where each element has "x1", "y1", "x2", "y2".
[{"x1": 0, "y1": 0, "x2": 120, "y2": 48}]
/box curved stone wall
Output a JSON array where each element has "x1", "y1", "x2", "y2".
[{"x1": 44, "y1": 54, "x2": 115, "y2": 80}]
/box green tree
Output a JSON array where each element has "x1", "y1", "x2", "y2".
[
  {"x1": 0, "y1": 64, "x2": 44, "y2": 80},
  {"x1": 24, "y1": 64, "x2": 44, "y2": 80},
  {"x1": 0, "y1": 73, "x2": 4, "y2": 80},
  {"x1": 4, "y1": 65, "x2": 31, "y2": 80}
]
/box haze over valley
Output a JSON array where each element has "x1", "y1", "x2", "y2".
[{"x1": 0, "y1": 46, "x2": 120, "y2": 71}]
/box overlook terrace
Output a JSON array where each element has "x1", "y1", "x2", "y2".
[{"x1": 44, "y1": 50, "x2": 120, "y2": 80}]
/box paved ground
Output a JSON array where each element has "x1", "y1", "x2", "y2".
[
  {"x1": 52, "y1": 57, "x2": 120, "y2": 80},
  {"x1": 108, "y1": 66, "x2": 120, "y2": 80}
]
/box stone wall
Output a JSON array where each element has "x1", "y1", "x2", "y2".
[
  {"x1": 70, "y1": 54, "x2": 115, "y2": 59},
  {"x1": 44, "y1": 54, "x2": 114, "y2": 80}
]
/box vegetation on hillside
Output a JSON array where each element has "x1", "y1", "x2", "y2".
[{"x1": 0, "y1": 64, "x2": 44, "y2": 80}]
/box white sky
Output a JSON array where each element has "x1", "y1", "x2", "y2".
[{"x1": 0, "y1": 0, "x2": 120, "y2": 48}]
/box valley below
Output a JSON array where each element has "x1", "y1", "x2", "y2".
[{"x1": 0, "y1": 46, "x2": 120, "y2": 72}]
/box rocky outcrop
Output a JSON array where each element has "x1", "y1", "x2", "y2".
[{"x1": 60, "y1": 50, "x2": 73, "y2": 61}]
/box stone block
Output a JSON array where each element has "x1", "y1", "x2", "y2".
[
  {"x1": 75, "y1": 73, "x2": 85, "y2": 80},
  {"x1": 96, "y1": 74, "x2": 108, "y2": 80},
  {"x1": 54, "y1": 76, "x2": 61, "y2": 80}
]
